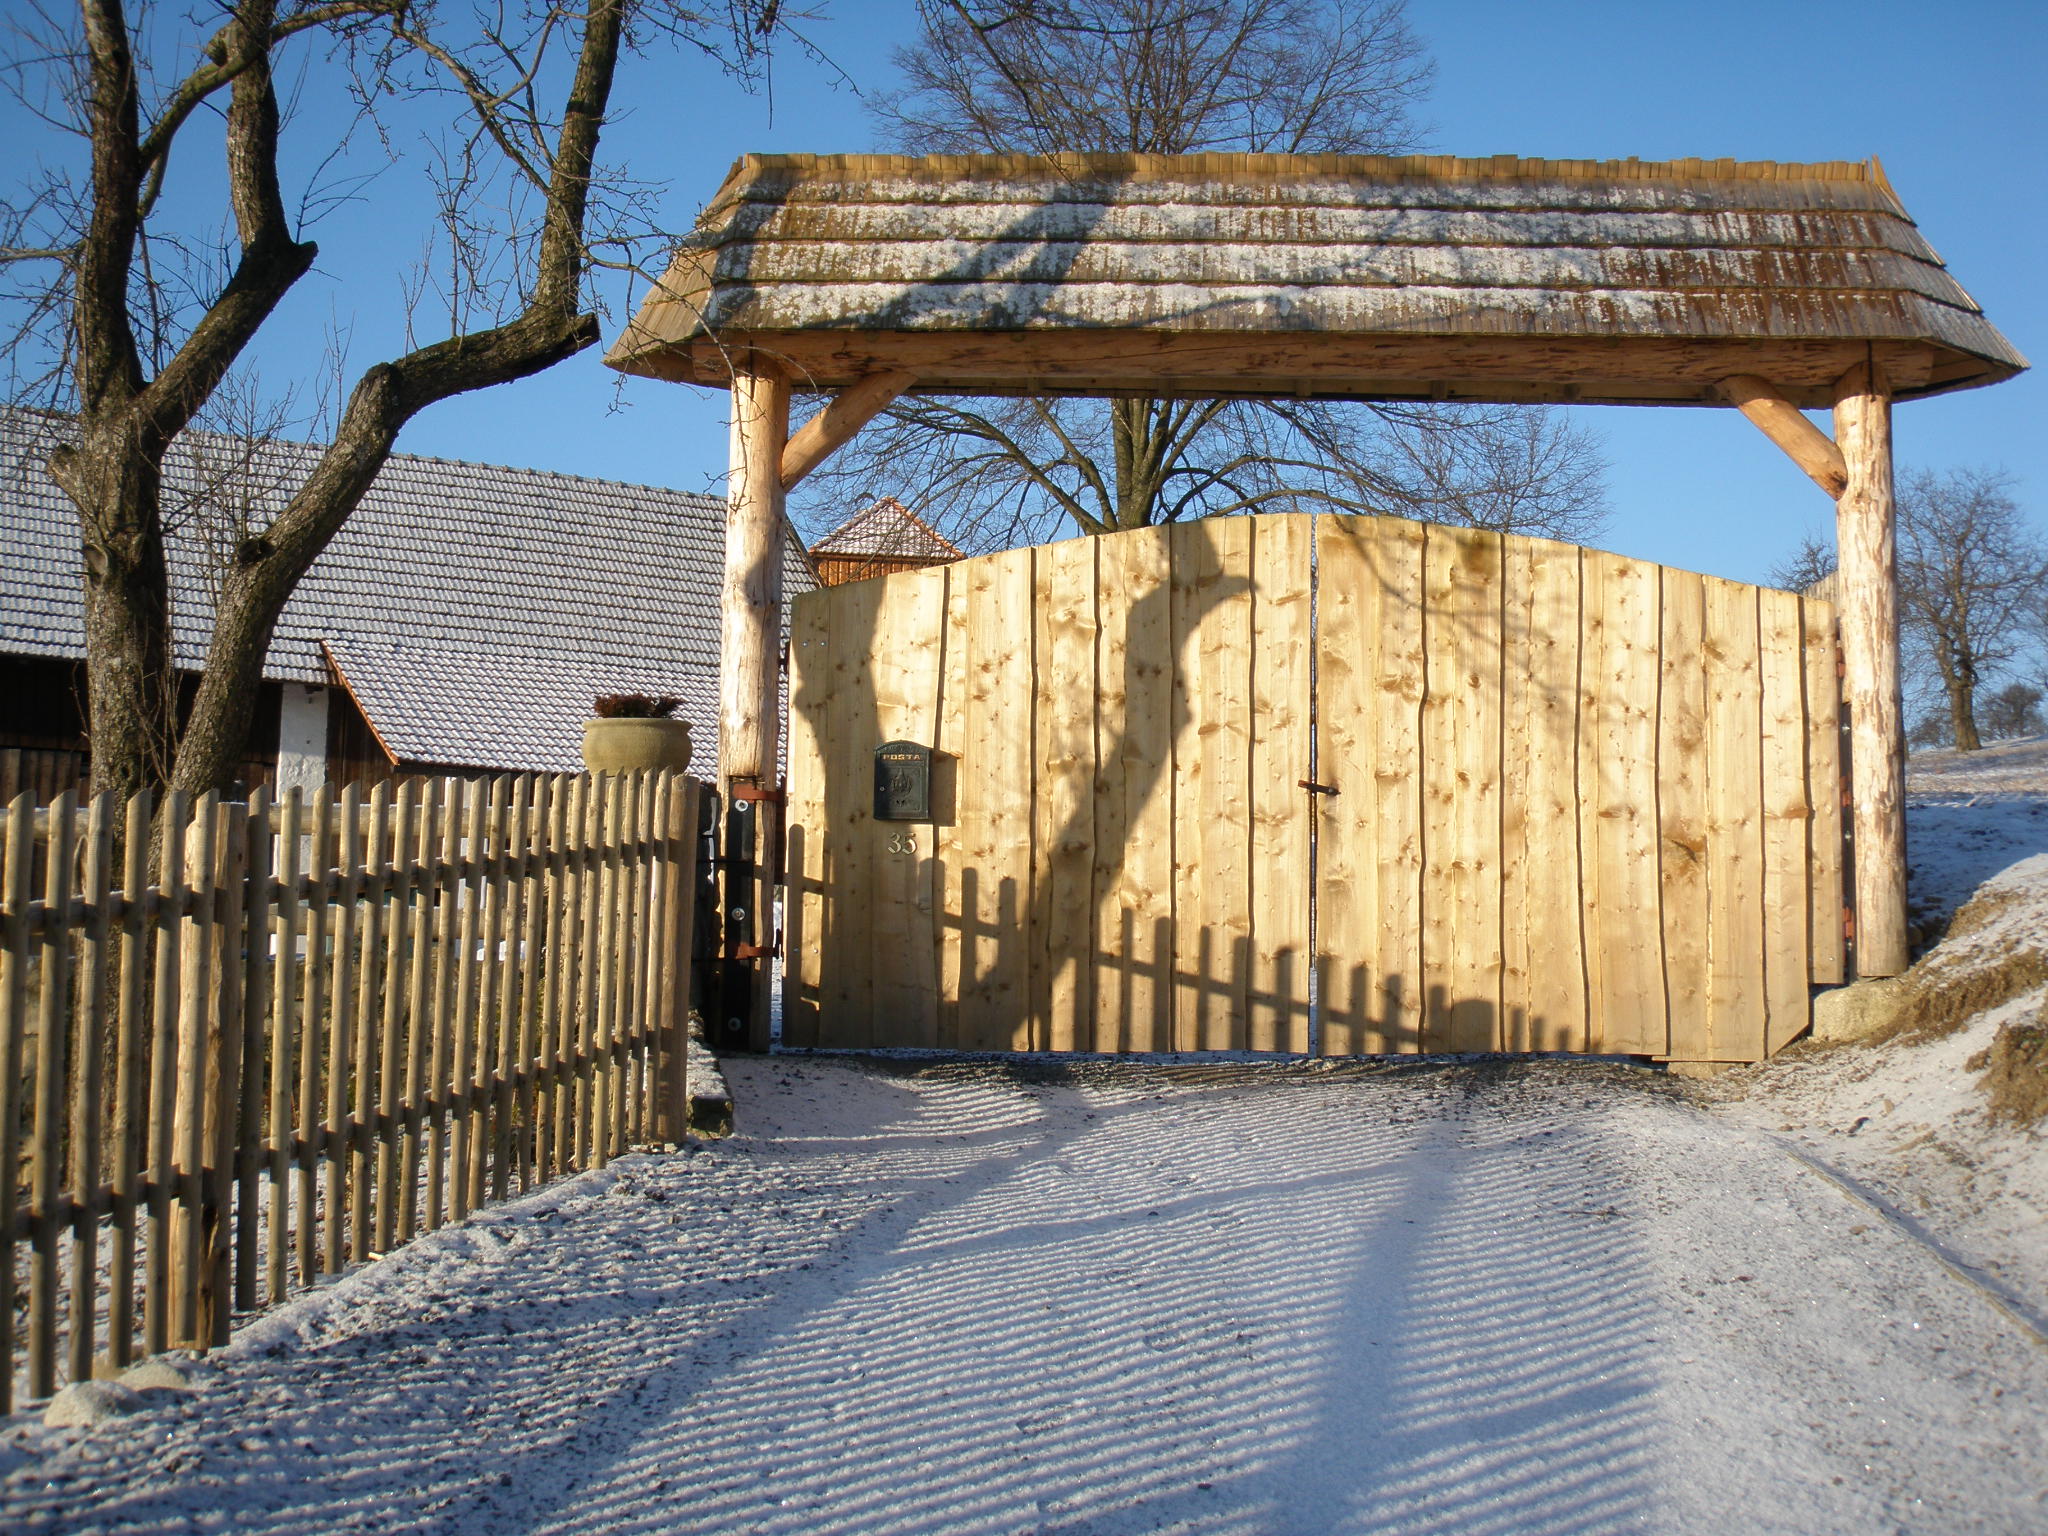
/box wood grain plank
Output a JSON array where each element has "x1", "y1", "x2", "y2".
[
  {"x1": 1760, "y1": 589, "x2": 1815, "y2": 1054},
  {"x1": 108, "y1": 787, "x2": 154, "y2": 1362},
  {"x1": 373, "y1": 779, "x2": 417, "y2": 1253},
  {"x1": 27, "y1": 789, "x2": 77, "y2": 1394},
  {"x1": 65, "y1": 792, "x2": 115, "y2": 1383},
  {"x1": 869, "y1": 568, "x2": 948, "y2": 1048},
  {"x1": 318, "y1": 787, "x2": 356, "y2": 1276},
  {"x1": 1173, "y1": 517, "x2": 1255, "y2": 1051},
  {"x1": 820, "y1": 580, "x2": 882, "y2": 1047},
  {"x1": 0, "y1": 791, "x2": 33, "y2": 1406},
  {"x1": 1704, "y1": 578, "x2": 1767, "y2": 1061},
  {"x1": 267, "y1": 789, "x2": 304, "y2": 1305},
  {"x1": 1579, "y1": 551, "x2": 1666, "y2": 1055},
  {"x1": 397, "y1": 780, "x2": 440, "y2": 1242},
  {"x1": 782, "y1": 590, "x2": 832, "y2": 1048},
  {"x1": 1501, "y1": 536, "x2": 1587, "y2": 1053},
  {"x1": 1032, "y1": 537, "x2": 1099, "y2": 1052},
  {"x1": 1314, "y1": 515, "x2": 1427, "y2": 1054},
  {"x1": 1421, "y1": 525, "x2": 1505, "y2": 1052},
  {"x1": 1658, "y1": 568, "x2": 1712, "y2": 1062},
  {"x1": 1803, "y1": 596, "x2": 1846, "y2": 986},
  {"x1": 1248, "y1": 514, "x2": 1313, "y2": 1053},
  {"x1": 1311, "y1": 516, "x2": 1379, "y2": 1054},
  {"x1": 958, "y1": 546, "x2": 1037, "y2": 1051},
  {"x1": 932, "y1": 565, "x2": 971, "y2": 1052},
  {"x1": 1092, "y1": 527, "x2": 1176, "y2": 1053}
]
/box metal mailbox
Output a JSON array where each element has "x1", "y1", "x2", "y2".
[{"x1": 873, "y1": 740, "x2": 932, "y2": 821}]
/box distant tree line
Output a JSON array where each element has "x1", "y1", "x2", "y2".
[{"x1": 1773, "y1": 467, "x2": 2048, "y2": 752}]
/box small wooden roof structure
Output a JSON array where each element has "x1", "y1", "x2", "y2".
[
  {"x1": 612, "y1": 151, "x2": 2027, "y2": 1026},
  {"x1": 810, "y1": 497, "x2": 963, "y2": 587},
  {"x1": 609, "y1": 152, "x2": 2026, "y2": 408}
]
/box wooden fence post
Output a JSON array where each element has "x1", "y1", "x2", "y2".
[
  {"x1": 28, "y1": 790, "x2": 79, "y2": 1395},
  {"x1": 107, "y1": 786, "x2": 153, "y2": 1368},
  {"x1": 1, "y1": 792, "x2": 39, "y2": 1411},
  {"x1": 203, "y1": 795, "x2": 250, "y2": 1346},
  {"x1": 66, "y1": 792, "x2": 116, "y2": 1384}
]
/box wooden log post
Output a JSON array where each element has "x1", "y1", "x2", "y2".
[
  {"x1": 1833, "y1": 360, "x2": 1909, "y2": 977},
  {"x1": 719, "y1": 357, "x2": 791, "y2": 1052}
]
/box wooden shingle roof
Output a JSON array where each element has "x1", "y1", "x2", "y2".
[{"x1": 609, "y1": 152, "x2": 2026, "y2": 408}]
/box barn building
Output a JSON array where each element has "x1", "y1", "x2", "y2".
[{"x1": 0, "y1": 408, "x2": 813, "y2": 803}]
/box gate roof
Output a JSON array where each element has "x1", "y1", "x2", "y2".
[{"x1": 606, "y1": 152, "x2": 2025, "y2": 408}]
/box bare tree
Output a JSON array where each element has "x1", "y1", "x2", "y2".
[
  {"x1": 1896, "y1": 467, "x2": 2048, "y2": 753},
  {"x1": 1769, "y1": 531, "x2": 1836, "y2": 594},
  {"x1": 1, "y1": 0, "x2": 798, "y2": 798},
  {"x1": 1978, "y1": 682, "x2": 2044, "y2": 742},
  {"x1": 802, "y1": 0, "x2": 1609, "y2": 548}
]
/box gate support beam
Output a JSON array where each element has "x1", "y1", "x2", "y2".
[
  {"x1": 1720, "y1": 375, "x2": 1849, "y2": 498},
  {"x1": 720, "y1": 356, "x2": 791, "y2": 1049},
  {"x1": 781, "y1": 369, "x2": 917, "y2": 491},
  {"x1": 1833, "y1": 358, "x2": 1909, "y2": 977}
]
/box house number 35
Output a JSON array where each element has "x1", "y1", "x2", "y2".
[{"x1": 885, "y1": 832, "x2": 918, "y2": 855}]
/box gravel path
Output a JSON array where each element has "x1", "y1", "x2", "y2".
[{"x1": 5, "y1": 1055, "x2": 2045, "y2": 1535}]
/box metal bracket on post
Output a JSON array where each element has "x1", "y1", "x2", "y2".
[{"x1": 714, "y1": 785, "x2": 759, "y2": 1051}]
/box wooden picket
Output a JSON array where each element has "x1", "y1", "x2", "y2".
[
  {"x1": 0, "y1": 771, "x2": 701, "y2": 1410},
  {"x1": 787, "y1": 514, "x2": 1843, "y2": 1064}
]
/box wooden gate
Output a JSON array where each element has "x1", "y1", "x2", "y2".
[{"x1": 783, "y1": 514, "x2": 1842, "y2": 1064}]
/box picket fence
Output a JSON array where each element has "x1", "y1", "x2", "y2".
[{"x1": 0, "y1": 771, "x2": 702, "y2": 1411}]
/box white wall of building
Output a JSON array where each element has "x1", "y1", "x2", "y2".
[{"x1": 275, "y1": 683, "x2": 328, "y2": 794}]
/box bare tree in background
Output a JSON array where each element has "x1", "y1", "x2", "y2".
[
  {"x1": 1771, "y1": 472, "x2": 2048, "y2": 752},
  {"x1": 1769, "y1": 531, "x2": 1837, "y2": 595},
  {"x1": 1978, "y1": 682, "x2": 2044, "y2": 743},
  {"x1": 800, "y1": 0, "x2": 1609, "y2": 548},
  {"x1": 1895, "y1": 468, "x2": 2048, "y2": 753},
  {"x1": 0, "y1": 0, "x2": 800, "y2": 798}
]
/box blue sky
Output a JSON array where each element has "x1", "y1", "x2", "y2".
[{"x1": 14, "y1": 1, "x2": 2044, "y2": 583}]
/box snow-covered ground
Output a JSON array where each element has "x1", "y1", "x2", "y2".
[
  {"x1": 5, "y1": 1053, "x2": 2046, "y2": 1534},
  {"x1": 5, "y1": 738, "x2": 2045, "y2": 1536},
  {"x1": 1901, "y1": 733, "x2": 2048, "y2": 936}
]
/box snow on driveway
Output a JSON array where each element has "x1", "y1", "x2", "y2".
[{"x1": 6, "y1": 1056, "x2": 2046, "y2": 1536}]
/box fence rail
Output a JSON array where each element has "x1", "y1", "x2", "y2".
[{"x1": 0, "y1": 770, "x2": 702, "y2": 1411}]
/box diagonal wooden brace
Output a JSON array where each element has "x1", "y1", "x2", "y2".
[
  {"x1": 1720, "y1": 374, "x2": 1849, "y2": 499},
  {"x1": 780, "y1": 370, "x2": 918, "y2": 491}
]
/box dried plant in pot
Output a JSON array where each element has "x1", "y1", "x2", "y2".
[{"x1": 582, "y1": 693, "x2": 692, "y2": 775}]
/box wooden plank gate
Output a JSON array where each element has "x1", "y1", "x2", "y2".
[{"x1": 783, "y1": 514, "x2": 1843, "y2": 1064}]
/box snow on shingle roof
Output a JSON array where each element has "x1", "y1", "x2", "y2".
[
  {"x1": 611, "y1": 151, "x2": 2026, "y2": 406},
  {"x1": 0, "y1": 408, "x2": 812, "y2": 704},
  {"x1": 811, "y1": 497, "x2": 962, "y2": 561}
]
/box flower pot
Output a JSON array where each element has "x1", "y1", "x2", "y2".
[{"x1": 581, "y1": 717, "x2": 693, "y2": 776}]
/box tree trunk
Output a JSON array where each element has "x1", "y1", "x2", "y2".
[
  {"x1": 1111, "y1": 399, "x2": 1172, "y2": 529},
  {"x1": 1946, "y1": 677, "x2": 1982, "y2": 752},
  {"x1": 50, "y1": 428, "x2": 178, "y2": 801}
]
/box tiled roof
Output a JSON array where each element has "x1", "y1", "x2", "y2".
[
  {"x1": 324, "y1": 640, "x2": 717, "y2": 775},
  {"x1": 812, "y1": 497, "x2": 962, "y2": 561},
  {"x1": 1, "y1": 408, "x2": 812, "y2": 769}
]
